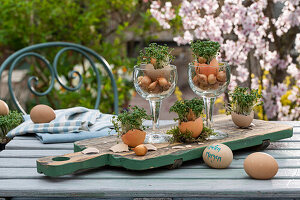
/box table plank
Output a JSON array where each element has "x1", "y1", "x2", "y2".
[
  {"x1": 5, "y1": 140, "x2": 74, "y2": 150},
  {"x1": 2, "y1": 157, "x2": 300, "y2": 169},
  {"x1": 1, "y1": 179, "x2": 300, "y2": 198},
  {"x1": 1, "y1": 167, "x2": 299, "y2": 179}
]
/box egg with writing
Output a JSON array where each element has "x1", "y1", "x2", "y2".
[
  {"x1": 0, "y1": 100, "x2": 9, "y2": 116},
  {"x1": 202, "y1": 144, "x2": 233, "y2": 168},
  {"x1": 244, "y1": 152, "x2": 278, "y2": 180},
  {"x1": 30, "y1": 104, "x2": 56, "y2": 123}
]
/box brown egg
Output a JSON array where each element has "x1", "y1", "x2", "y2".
[
  {"x1": 134, "y1": 144, "x2": 148, "y2": 156},
  {"x1": 207, "y1": 74, "x2": 217, "y2": 85},
  {"x1": 121, "y1": 129, "x2": 146, "y2": 147},
  {"x1": 148, "y1": 81, "x2": 158, "y2": 91},
  {"x1": 198, "y1": 74, "x2": 208, "y2": 85},
  {"x1": 0, "y1": 100, "x2": 9, "y2": 116},
  {"x1": 192, "y1": 75, "x2": 199, "y2": 85},
  {"x1": 179, "y1": 117, "x2": 203, "y2": 138},
  {"x1": 244, "y1": 152, "x2": 278, "y2": 180},
  {"x1": 157, "y1": 77, "x2": 168, "y2": 87},
  {"x1": 203, "y1": 144, "x2": 233, "y2": 168},
  {"x1": 217, "y1": 71, "x2": 226, "y2": 82},
  {"x1": 30, "y1": 104, "x2": 56, "y2": 123},
  {"x1": 231, "y1": 111, "x2": 254, "y2": 128},
  {"x1": 138, "y1": 76, "x2": 152, "y2": 88}
]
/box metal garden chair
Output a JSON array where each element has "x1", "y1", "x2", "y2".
[{"x1": 0, "y1": 42, "x2": 118, "y2": 114}]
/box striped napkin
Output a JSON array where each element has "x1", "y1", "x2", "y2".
[{"x1": 7, "y1": 107, "x2": 114, "y2": 140}]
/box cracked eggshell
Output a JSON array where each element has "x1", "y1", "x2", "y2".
[
  {"x1": 231, "y1": 111, "x2": 254, "y2": 128},
  {"x1": 121, "y1": 129, "x2": 146, "y2": 147},
  {"x1": 30, "y1": 104, "x2": 56, "y2": 123},
  {"x1": 179, "y1": 117, "x2": 203, "y2": 138},
  {"x1": 244, "y1": 152, "x2": 278, "y2": 180},
  {"x1": 143, "y1": 64, "x2": 171, "y2": 81},
  {"x1": 0, "y1": 100, "x2": 9, "y2": 116},
  {"x1": 203, "y1": 144, "x2": 233, "y2": 169}
]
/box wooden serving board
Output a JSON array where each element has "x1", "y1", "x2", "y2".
[{"x1": 37, "y1": 115, "x2": 293, "y2": 177}]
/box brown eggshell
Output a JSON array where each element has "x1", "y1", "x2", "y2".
[
  {"x1": 231, "y1": 111, "x2": 254, "y2": 128},
  {"x1": 121, "y1": 129, "x2": 146, "y2": 147},
  {"x1": 198, "y1": 57, "x2": 207, "y2": 64},
  {"x1": 179, "y1": 117, "x2": 203, "y2": 138},
  {"x1": 203, "y1": 144, "x2": 233, "y2": 168},
  {"x1": 143, "y1": 64, "x2": 171, "y2": 81},
  {"x1": 134, "y1": 144, "x2": 148, "y2": 156},
  {"x1": 207, "y1": 74, "x2": 217, "y2": 85},
  {"x1": 0, "y1": 100, "x2": 9, "y2": 116},
  {"x1": 30, "y1": 104, "x2": 56, "y2": 123},
  {"x1": 244, "y1": 152, "x2": 278, "y2": 180}
]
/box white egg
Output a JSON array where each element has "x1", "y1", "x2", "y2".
[{"x1": 203, "y1": 143, "x2": 233, "y2": 168}]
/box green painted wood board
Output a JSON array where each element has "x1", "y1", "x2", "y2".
[{"x1": 36, "y1": 115, "x2": 293, "y2": 177}]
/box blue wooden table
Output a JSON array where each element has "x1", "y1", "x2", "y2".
[{"x1": 0, "y1": 120, "x2": 299, "y2": 199}]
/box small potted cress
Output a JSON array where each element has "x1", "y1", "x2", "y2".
[
  {"x1": 112, "y1": 106, "x2": 151, "y2": 147},
  {"x1": 227, "y1": 86, "x2": 262, "y2": 128}
]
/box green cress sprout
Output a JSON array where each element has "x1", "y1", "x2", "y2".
[
  {"x1": 191, "y1": 40, "x2": 220, "y2": 64},
  {"x1": 111, "y1": 106, "x2": 151, "y2": 136},
  {"x1": 138, "y1": 43, "x2": 174, "y2": 69},
  {"x1": 0, "y1": 111, "x2": 23, "y2": 141},
  {"x1": 227, "y1": 86, "x2": 263, "y2": 115},
  {"x1": 169, "y1": 98, "x2": 204, "y2": 122}
]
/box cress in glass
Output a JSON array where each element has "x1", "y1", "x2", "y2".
[
  {"x1": 133, "y1": 63, "x2": 177, "y2": 143},
  {"x1": 188, "y1": 62, "x2": 230, "y2": 139}
]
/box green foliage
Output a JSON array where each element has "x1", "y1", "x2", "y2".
[
  {"x1": 191, "y1": 40, "x2": 220, "y2": 63},
  {"x1": 111, "y1": 106, "x2": 151, "y2": 135},
  {"x1": 0, "y1": 0, "x2": 156, "y2": 113},
  {"x1": 227, "y1": 86, "x2": 263, "y2": 115},
  {"x1": 0, "y1": 111, "x2": 23, "y2": 141},
  {"x1": 138, "y1": 43, "x2": 174, "y2": 69},
  {"x1": 169, "y1": 98, "x2": 204, "y2": 122},
  {"x1": 167, "y1": 126, "x2": 216, "y2": 143}
]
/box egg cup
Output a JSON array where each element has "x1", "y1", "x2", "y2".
[
  {"x1": 188, "y1": 62, "x2": 230, "y2": 140},
  {"x1": 133, "y1": 64, "x2": 177, "y2": 143}
]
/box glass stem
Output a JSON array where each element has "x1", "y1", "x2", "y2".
[
  {"x1": 149, "y1": 99, "x2": 161, "y2": 130},
  {"x1": 203, "y1": 97, "x2": 216, "y2": 129}
]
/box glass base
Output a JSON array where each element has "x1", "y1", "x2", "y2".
[
  {"x1": 208, "y1": 129, "x2": 228, "y2": 140},
  {"x1": 144, "y1": 127, "x2": 172, "y2": 144}
]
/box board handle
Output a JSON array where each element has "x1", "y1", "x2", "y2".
[{"x1": 37, "y1": 151, "x2": 106, "y2": 177}]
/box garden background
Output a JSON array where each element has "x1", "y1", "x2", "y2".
[{"x1": 0, "y1": 0, "x2": 299, "y2": 121}]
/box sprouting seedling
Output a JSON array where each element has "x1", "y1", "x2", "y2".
[
  {"x1": 227, "y1": 86, "x2": 263, "y2": 115},
  {"x1": 0, "y1": 111, "x2": 23, "y2": 140},
  {"x1": 111, "y1": 106, "x2": 151, "y2": 136},
  {"x1": 138, "y1": 43, "x2": 174, "y2": 69},
  {"x1": 169, "y1": 98, "x2": 204, "y2": 122},
  {"x1": 191, "y1": 40, "x2": 220, "y2": 64}
]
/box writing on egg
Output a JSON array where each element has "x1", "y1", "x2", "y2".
[{"x1": 205, "y1": 151, "x2": 222, "y2": 162}]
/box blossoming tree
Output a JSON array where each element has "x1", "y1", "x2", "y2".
[{"x1": 150, "y1": 0, "x2": 300, "y2": 120}]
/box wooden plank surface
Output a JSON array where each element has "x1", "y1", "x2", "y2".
[{"x1": 0, "y1": 120, "x2": 299, "y2": 198}]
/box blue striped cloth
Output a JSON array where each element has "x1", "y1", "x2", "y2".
[{"x1": 7, "y1": 107, "x2": 116, "y2": 143}]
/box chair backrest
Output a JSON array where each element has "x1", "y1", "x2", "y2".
[{"x1": 0, "y1": 42, "x2": 118, "y2": 114}]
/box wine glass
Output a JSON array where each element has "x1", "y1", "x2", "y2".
[
  {"x1": 188, "y1": 62, "x2": 230, "y2": 139},
  {"x1": 133, "y1": 63, "x2": 177, "y2": 143}
]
